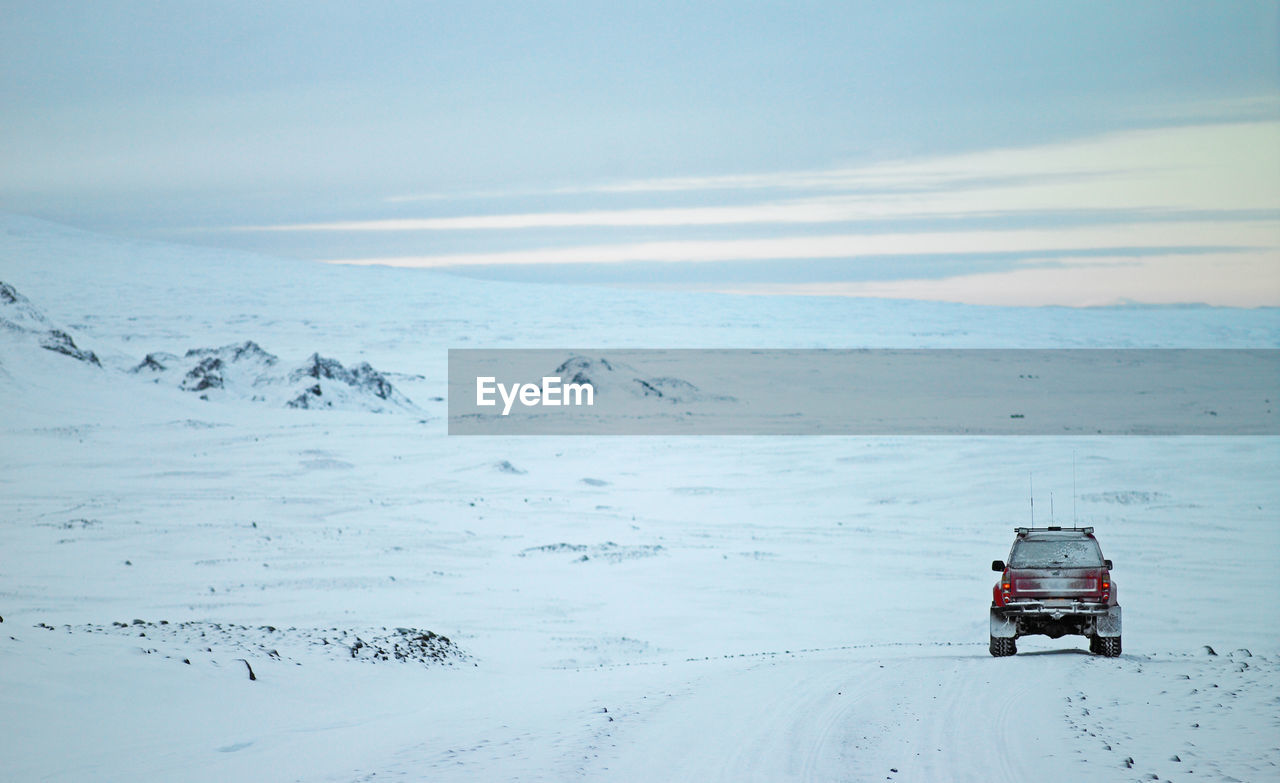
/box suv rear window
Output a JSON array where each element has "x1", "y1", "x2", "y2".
[{"x1": 1009, "y1": 538, "x2": 1103, "y2": 568}]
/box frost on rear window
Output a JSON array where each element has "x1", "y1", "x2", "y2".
[{"x1": 1010, "y1": 538, "x2": 1102, "y2": 568}]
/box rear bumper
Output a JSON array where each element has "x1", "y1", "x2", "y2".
[
  {"x1": 998, "y1": 600, "x2": 1112, "y2": 616},
  {"x1": 991, "y1": 603, "x2": 1121, "y2": 638}
]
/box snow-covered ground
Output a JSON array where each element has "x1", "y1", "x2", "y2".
[{"x1": 1, "y1": 213, "x2": 1278, "y2": 782}]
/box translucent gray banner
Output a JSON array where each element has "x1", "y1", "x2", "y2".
[{"x1": 448, "y1": 349, "x2": 1279, "y2": 435}]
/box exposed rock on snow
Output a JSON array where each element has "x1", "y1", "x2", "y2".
[
  {"x1": 137, "y1": 341, "x2": 415, "y2": 413},
  {"x1": 0, "y1": 281, "x2": 48, "y2": 331},
  {"x1": 286, "y1": 384, "x2": 324, "y2": 409},
  {"x1": 39, "y1": 329, "x2": 101, "y2": 365},
  {"x1": 575, "y1": 542, "x2": 666, "y2": 563},
  {"x1": 518, "y1": 541, "x2": 666, "y2": 563},
  {"x1": 555, "y1": 355, "x2": 615, "y2": 388},
  {"x1": 286, "y1": 353, "x2": 400, "y2": 408},
  {"x1": 634, "y1": 376, "x2": 702, "y2": 400},
  {"x1": 519, "y1": 542, "x2": 588, "y2": 556},
  {"x1": 188, "y1": 340, "x2": 278, "y2": 366},
  {"x1": 0, "y1": 281, "x2": 101, "y2": 366},
  {"x1": 131, "y1": 352, "x2": 176, "y2": 373},
  {"x1": 348, "y1": 628, "x2": 460, "y2": 664},
  {"x1": 181, "y1": 357, "x2": 225, "y2": 392},
  {"x1": 68, "y1": 619, "x2": 468, "y2": 667},
  {"x1": 554, "y1": 354, "x2": 732, "y2": 404}
]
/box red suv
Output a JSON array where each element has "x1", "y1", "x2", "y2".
[{"x1": 989, "y1": 526, "x2": 1121, "y2": 657}]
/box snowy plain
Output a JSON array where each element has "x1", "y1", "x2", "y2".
[{"x1": 1, "y1": 212, "x2": 1278, "y2": 782}]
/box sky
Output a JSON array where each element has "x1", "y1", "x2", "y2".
[{"x1": 1, "y1": 1, "x2": 1278, "y2": 306}]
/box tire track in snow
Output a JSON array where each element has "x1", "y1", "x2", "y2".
[
  {"x1": 584, "y1": 654, "x2": 885, "y2": 781},
  {"x1": 588, "y1": 644, "x2": 1080, "y2": 782}
]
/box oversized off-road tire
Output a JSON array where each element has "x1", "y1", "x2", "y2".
[
  {"x1": 989, "y1": 636, "x2": 1017, "y2": 657},
  {"x1": 1089, "y1": 636, "x2": 1102, "y2": 654},
  {"x1": 1099, "y1": 636, "x2": 1121, "y2": 657}
]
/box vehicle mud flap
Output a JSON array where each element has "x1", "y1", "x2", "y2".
[
  {"x1": 1096, "y1": 606, "x2": 1122, "y2": 638},
  {"x1": 990, "y1": 608, "x2": 1017, "y2": 638}
]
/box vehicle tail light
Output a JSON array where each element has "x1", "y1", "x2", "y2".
[
  {"x1": 1001, "y1": 576, "x2": 1011, "y2": 603},
  {"x1": 1101, "y1": 573, "x2": 1110, "y2": 602}
]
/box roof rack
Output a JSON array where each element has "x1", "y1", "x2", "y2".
[{"x1": 1015, "y1": 525, "x2": 1093, "y2": 535}]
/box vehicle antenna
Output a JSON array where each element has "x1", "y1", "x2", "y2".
[
  {"x1": 1050, "y1": 491, "x2": 1055, "y2": 523},
  {"x1": 1072, "y1": 450, "x2": 1078, "y2": 526},
  {"x1": 1029, "y1": 473, "x2": 1034, "y2": 525}
]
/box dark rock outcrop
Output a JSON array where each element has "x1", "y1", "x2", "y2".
[{"x1": 0, "y1": 281, "x2": 101, "y2": 366}]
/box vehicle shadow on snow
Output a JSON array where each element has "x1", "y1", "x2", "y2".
[{"x1": 1010, "y1": 647, "x2": 1094, "y2": 657}]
